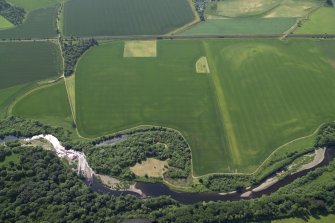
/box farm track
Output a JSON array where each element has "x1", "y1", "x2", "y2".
[{"x1": 0, "y1": 34, "x2": 335, "y2": 43}]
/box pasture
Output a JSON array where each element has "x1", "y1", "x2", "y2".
[
  {"x1": 0, "y1": 16, "x2": 13, "y2": 30},
  {"x1": 296, "y1": 7, "x2": 335, "y2": 34},
  {"x1": 12, "y1": 80, "x2": 73, "y2": 129},
  {"x1": 63, "y1": 0, "x2": 195, "y2": 36},
  {"x1": 75, "y1": 39, "x2": 335, "y2": 175},
  {"x1": 0, "y1": 6, "x2": 58, "y2": 38},
  {"x1": 181, "y1": 18, "x2": 296, "y2": 35},
  {"x1": 0, "y1": 41, "x2": 62, "y2": 90},
  {"x1": 205, "y1": 0, "x2": 323, "y2": 18}
]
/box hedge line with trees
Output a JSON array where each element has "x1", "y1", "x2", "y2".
[
  {"x1": 315, "y1": 122, "x2": 335, "y2": 148},
  {"x1": 61, "y1": 37, "x2": 98, "y2": 76},
  {"x1": 0, "y1": 0, "x2": 25, "y2": 26}
]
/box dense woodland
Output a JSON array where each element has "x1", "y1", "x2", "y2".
[
  {"x1": 0, "y1": 0, "x2": 25, "y2": 26},
  {"x1": 86, "y1": 128, "x2": 191, "y2": 180},
  {"x1": 61, "y1": 38, "x2": 98, "y2": 76},
  {"x1": 316, "y1": 122, "x2": 335, "y2": 148}
]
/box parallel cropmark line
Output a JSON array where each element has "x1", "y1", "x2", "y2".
[{"x1": 202, "y1": 41, "x2": 241, "y2": 166}]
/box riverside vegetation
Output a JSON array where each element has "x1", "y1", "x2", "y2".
[{"x1": 1, "y1": 117, "x2": 335, "y2": 222}]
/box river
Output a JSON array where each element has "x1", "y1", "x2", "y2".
[{"x1": 1, "y1": 134, "x2": 334, "y2": 205}]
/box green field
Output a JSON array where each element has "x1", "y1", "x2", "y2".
[
  {"x1": 181, "y1": 18, "x2": 296, "y2": 35},
  {"x1": 0, "y1": 6, "x2": 58, "y2": 39},
  {"x1": 7, "y1": 0, "x2": 62, "y2": 11},
  {"x1": 63, "y1": 0, "x2": 195, "y2": 36},
  {"x1": 296, "y1": 7, "x2": 335, "y2": 34},
  {"x1": 12, "y1": 80, "x2": 73, "y2": 129},
  {"x1": 75, "y1": 39, "x2": 335, "y2": 175},
  {"x1": 0, "y1": 41, "x2": 62, "y2": 90},
  {"x1": 205, "y1": 0, "x2": 323, "y2": 18},
  {"x1": 0, "y1": 16, "x2": 13, "y2": 30}
]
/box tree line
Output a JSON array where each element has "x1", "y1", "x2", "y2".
[
  {"x1": 0, "y1": 0, "x2": 25, "y2": 26},
  {"x1": 60, "y1": 37, "x2": 98, "y2": 76}
]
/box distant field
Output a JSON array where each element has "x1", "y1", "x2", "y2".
[
  {"x1": 7, "y1": 0, "x2": 62, "y2": 11},
  {"x1": 0, "y1": 16, "x2": 13, "y2": 30},
  {"x1": 296, "y1": 7, "x2": 335, "y2": 34},
  {"x1": 75, "y1": 39, "x2": 335, "y2": 175},
  {"x1": 0, "y1": 41, "x2": 62, "y2": 90},
  {"x1": 12, "y1": 80, "x2": 73, "y2": 129},
  {"x1": 181, "y1": 18, "x2": 296, "y2": 35},
  {"x1": 205, "y1": 0, "x2": 322, "y2": 18},
  {"x1": 63, "y1": 0, "x2": 195, "y2": 36},
  {"x1": 0, "y1": 6, "x2": 58, "y2": 39}
]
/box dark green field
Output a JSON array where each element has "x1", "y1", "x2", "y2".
[
  {"x1": 63, "y1": 0, "x2": 195, "y2": 36},
  {"x1": 0, "y1": 6, "x2": 58, "y2": 39},
  {"x1": 75, "y1": 39, "x2": 335, "y2": 175},
  {"x1": 0, "y1": 41, "x2": 62, "y2": 89}
]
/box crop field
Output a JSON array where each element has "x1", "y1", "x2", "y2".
[
  {"x1": 63, "y1": 0, "x2": 195, "y2": 36},
  {"x1": 0, "y1": 6, "x2": 58, "y2": 39},
  {"x1": 205, "y1": 0, "x2": 323, "y2": 18},
  {"x1": 0, "y1": 41, "x2": 61, "y2": 90},
  {"x1": 296, "y1": 7, "x2": 335, "y2": 34},
  {"x1": 181, "y1": 18, "x2": 296, "y2": 35},
  {"x1": 12, "y1": 80, "x2": 73, "y2": 129},
  {"x1": 0, "y1": 16, "x2": 13, "y2": 30},
  {"x1": 75, "y1": 39, "x2": 335, "y2": 175}
]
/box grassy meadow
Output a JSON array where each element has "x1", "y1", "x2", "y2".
[
  {"x1": 0, "y1": 16, "x2": 13, "y2": 30},
  {"x1": 12, "y1": 80, "x2": 73, "y2": 129},
  {"x1": 296, "y1": 7, "x2": 335, "y2": 34},
  {"x1": 0, "y1": 41, "x2": 62, "y2": 90},
  {"x1": 205, "y1": 0, "x2": 323, "y2": 18},
  {"x1": 181, "y1": 18, "x2": 296, "y2": 35},
  {"x1": 0, "y1": 6, "x2": 58, "y2": 39},
  {"x1": 63, "y1": 0, "x2": 195, "y2": 36},
  {"x1": 75, "y1": 39, "x2": 335, "y2": 175}
]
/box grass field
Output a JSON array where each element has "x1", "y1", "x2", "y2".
[
  {"x1": 273, "y1": 215, "x2": 335, "y2": 223},
  {"x1": 0, "y1": 16, "x2": 13, "y2": 30},
  {"x1": 181, "y1": 18, "x2": 296, "y2": 35},
  {"x1": 12, "y1": 80, "x2": 73, "y2": 129},
  {"x1": 296, "y1": 7, "x2": 335, "y2": 34},
  {"x1": 8, "y1": 0, "x2": 62, "y2": 11},
  {"x1": 63, "y1": 0, "x2": 195, "y2": 36},
  {"x1": 205, "y1": 0, "x2": 322, "y2": 18},
  {"x1": 75, "y1": 39, "x2": 335, "y2": 175},
  {"x1": 0, "y1": 41, "x2": 62, "y2": 90},
  {"x1": 0, "y1": 6, "x2": 58, "y2": 39}
]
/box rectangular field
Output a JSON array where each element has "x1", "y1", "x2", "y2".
[
  {"x1": 75, "y1": 39, "x2": 335, "y2": 175},
  {"x1": 0, "y1": 41, "x2": 62, "y2": 90},
  {"x1": 63, "y1": 0, "x2": 195, "y2": 36}
]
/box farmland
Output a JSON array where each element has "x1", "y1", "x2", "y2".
[
  {"x1": 0, "y1": 41, "x2": 61, "y2": 90},
  {"x1": 295, "y1": 7, "x2": 335, "y2": 34},
  {"x1": 181, "y1": 18, "x2": 296, "y2": 35},
  {"x1": 0, "y1": 6, "x2": 58, "y2": 39},
  {"x1": 75, "y1": 39, "x2": 335, "y2": 175},
  {"x1": 7, "y1": 0, "x2": 62, "y2": 11},
  {"x1": 11, "y1": 80, "x2": 73, "y2": 129},
  {"x1": 0, "y1": 15, "x2": 13, "y2": 30},
  {"x1": 63, "y1": 0, "x2": 195, "y2": 36},
  {"x1": 205, "y1": 0, "x2": 323, "y2": 18}
]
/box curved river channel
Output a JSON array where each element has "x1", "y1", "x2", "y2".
[{"x1": 1, "y1": 135, "x2": 334, "y2": 205}]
